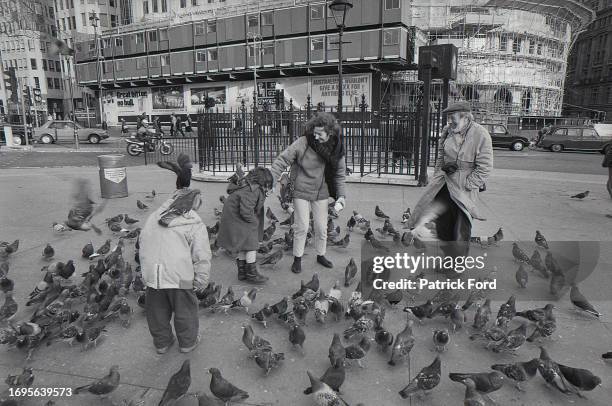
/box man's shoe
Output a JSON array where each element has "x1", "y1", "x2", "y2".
[
  {"x1": 317, "y1": 255, "x2": 333, "y2": 268},
  {"x1": 244, "y1": 262, "x2": 268, "y2": 284},
  {"x1": 237, "y1": 259, "x2": 247, "y2": 281},
  {"x1": 291, "y1": 256, "x2": 302, "y2": 274},
  {"x1": 179, "y1": 334, "x2": 201, "y2": 353},
  {"x1": 607, "y1": 180, "x2": 612, "y2": 199},
  {"x1": 156, "y1": 337, "x2": 175, "y2": 354}
]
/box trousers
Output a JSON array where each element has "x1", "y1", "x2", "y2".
[
  {"x1": 433, "y1": 184, "x2": 471, "y2": 258},
  {"x1": 293, "y1": 198, "x2": 328, "y2": 257},
  {"x1": 145, "y1": 287, "x2": 199, "y2": 349}
]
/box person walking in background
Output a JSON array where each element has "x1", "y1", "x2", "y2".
[
  {"x1": 185, "y1": 115, "x2": 193, "y2": 133},
  {"x1": 136, "y1": 112, "x2": 147, "y2": 130},
  {"x1": 120, "y1": 118, "x2": 128, "y2": 135},
  {"x1": 176, "y1": 115, "x2": 185, "y2": 137},
  {"x1": 140, "y1": 153, "x2": 211, "y2": 354},
  {"x1": 217, "y1": 167, "x2": 274, "y2": 284},
  {"x1": 407, "y1": 101, "x2": 493, "y2": 260},
  {"x1": 603, "y1": 145, "x2": 612, "y2": 199},
  {"x1": 270, "y1": 112, "x2": 347, "y2": 274},
  {"x1": 170, "y1": 113, "x2": 178, "y2": 137},
  {"x1": 154, "y1": 116, "x2": 165, "y2": 136}
]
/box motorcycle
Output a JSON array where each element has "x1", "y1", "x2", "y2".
[{"x1": 125, "y1": 133, "x2": 174, "y2": 156}]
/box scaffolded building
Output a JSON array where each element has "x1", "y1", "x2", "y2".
[{"x1": 388, "y1": 0, "x2": 595, "y2": 116}]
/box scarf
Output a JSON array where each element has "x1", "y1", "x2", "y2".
[{"x1": 305, "y1": 131, "x2": 345, "y2": 199}]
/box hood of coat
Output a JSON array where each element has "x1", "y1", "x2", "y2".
[
  {"x1": 157, "y1": 189, "x2": 203, "y2": 228},
  {"x1": 226, "y1": 181, "x2": 258, "y2": 195}
]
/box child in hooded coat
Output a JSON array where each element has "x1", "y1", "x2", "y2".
[{"x1": 217, "y1": 167, "x2": 273, "y2": 284}]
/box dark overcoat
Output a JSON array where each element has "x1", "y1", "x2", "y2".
[{"x1": 216, "y1": 182, "x2": 265, "y2": 252}]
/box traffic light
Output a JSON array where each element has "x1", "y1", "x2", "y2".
[
  {"x1": 418, "y1": 44, "x2": 458, "y2": 81},
  {"x1": 3, "y1": 67, "x2": 18, "y2": 103},
  {"x1": 32, "y1": 87, "x2": 42, "y2": 104},
  {"x1": 23, "y1": 85, "x2": 32, "y2": 107}
]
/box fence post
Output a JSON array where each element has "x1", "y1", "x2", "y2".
[
  {"x1": 197, "y1": 111, "x2": 204, "y2": 171},
  {"x1": 240, "y1": 99, "x2": 247, "y2": 166},
  {"x1": 359, "y1": 94, "x2": 367, "y2": 177},
  {"x1": 288, "y1": 98, "x2": 294, "y2": 141},
  {"x1": 253, "y1": 94, "x2": 260, "y2": 167},
  {"x1": 306, "y1": 94, "x2": 312, "y2": 120}
]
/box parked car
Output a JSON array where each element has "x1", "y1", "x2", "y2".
[
  {"x1": 0, "y1": 124, "x2": 34, "y2": 146},
  {"x1": 481, "y1": 122, "x2": 529, "y2": 151},
  {"x1": 33, "y1": 120, "x2": 109, "y2": 144},
  {"x1": 537, "y1": 125, "x2": 612, "y2": 153}
]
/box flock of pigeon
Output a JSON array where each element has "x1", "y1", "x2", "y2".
[{"x1": 0, "y1": 173, "x2": 609, "y2": 406}]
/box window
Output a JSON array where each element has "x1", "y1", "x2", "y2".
[
  {"x1": 582, "y1": 128, "x2": 598, "y2": 137},
  {"x1": 383, "y1": 29, "x2": 399, "y2": 46},
  {"x1": 143, "y1": 0, "x2": 149, "y2": 14},
  {"x1": 512, "y1": 38, "x2": 521, "y2": 53},
  {"x1": 100, "y1": 13, "x2": 108, "y2": 27},
  {"x1": 148, "y1": 31, "x2": 157, "y2": 42},
  {"x1": 49, "y1": 60, "x2": 55, "y2": 71},
  {"x1": 591, "y1": 87, "x2": 600, "y2": 103},
  {"x1": 115, "y1": 37, "x2": 123, "y2": 48},
  {"x1": 195, "y1": 23, "x2": 205, "y2": 35},
  {"x1": 262, "y1": 43, "x2": 274, "y2": 55},
  {"x1": 192, "y1": 0, "x2": 198, "y2": 5},
  {"x1": 327, "y1": 35, "x2": 338, "y2": 50},
  {"x1": 196, "y1": 51, "x2": 206, "y2": 62},
  {"x1": 42, "y1": 60, "x2": 47, "y2": 70},
  {"x1": 34, "y1": 77, "x2": 40, "y2": 88},
  {"x1": 161, "y1": 55, "x2": 170, "y2": 66},
  {"x1": 55, "y1": 61, "x2": 61, "y2": 72},
  {"x1": 30, "y1": 58, "x2": 37, "y2": 69},
  {"x1": 62, "y1": 18, "x2": 66, "y2": 31},
  {"x1": 262, "y1": 11, "x2": 273, "y2": 26},
  {"x1": 180, "y1": 0, "x2": 186, "y2": 7},
  {"x1": 136, "y1": 57, "x2": 146, "y2": 69},
  {"x1": 152, "y1": 0, "x2": 158, "y2": 12},
  {"x1": 500, "y1": 35, "x2": 507, "y2": 51},
  {"x1": 115, "y1": 60, "x2": 123, "y2": 71},
  {"x1": 135, "y1": 32, "x2": 145, "y2": 44},
  {"x1": 385, "y1": 0, "x2": 400, "y2": 9},
  {"x1": 149, "y1": 55, "x2": 160, "y2": 67},
  {"x1": 492, "y1": 125, "x2": 507, "y2": 134},
  {"x1": 310, "y1": 5, "x2": 323, "y2": 19},
  {"x1": 528, "y1": 40, "x2": 534, "y2": 54},
  {"x1": 111, "y1": 15, "x2": 117, "y2": 27},
  {"x1": 54, "y1": 78, "x2": 61, "y2": 89},
  {"x1": 566, "y1": 128, "x2": 580, "y2": 137},
  {"x1": 159, "y1": 28, "x2": 168, "y2": 41},
  {"x1": 553, "y1": 128, "x2": 566, "y2": 136},
  {"x1": 248, "y1": 15, "x2": 258, "y2": 27},
  {"x1": 537, "y1": 42, "x2": 542, "y2": 55},
  {"x1": 207, "y1": 49, "x2": 218, "y2": 61},
  {"x1": 311, "y1": 37, "x2": 324, "y2": 51},
  {"x1": 207, "y1": 20, "x2": 216, "y2": 33},
  {"x1": 47, "y1": 77, "x2": 54, "y2": 88}
]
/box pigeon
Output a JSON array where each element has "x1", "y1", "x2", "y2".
[
  {"x1": 306, "y1": 371, "x2": 349, "y2": 406},
  {"x1": 570, "y1": 191, "x2": 589, "y2": 199},
  {"x1": 230, "y1": 288, "x2": 257, "y2": 313},
  {"x1": 0, "y1": 291, "x2": 18, "y2": 322},
  {"x1": 570, "y1": 285, "x2": 600, "y2": 317},
  {"x1": 398, "y1": 356, "x2": 441, "y2": 398},
  {"x1": 259, "y1": 249, "x2": 283, "y2": 266},
  {"x1": 492, "y1": 227, "x2": 503, "y2": 243},
  {"x1": 90, "y1": 239, "x2": 111, "y2": 259},
  {"x1": 346, "y1": 216, "x2": 356, "y2": 231},
  {"x1": 374, "y1": 312, "x2": 393, "y2": 352},
  {"x1": 401, "y1": 207, "x2": 411, "y2": 223},
  {"x1": 280, "y1": 213, "x2": 294, "y2": 227},
  {"x1": 0, "y1": 261, "x2": 8, "y2": 278},
  {"x1": 491, "y1": 323, "x2": 526, "y2": 353},
  {"x1": 74, "y1": 365, "x2": 120, "y2": 399},
  {"x1": 253, "y1": 348, "x2": 285, "y2": 375},
  {"x1": 374, "y1": 205, "x2": 389, "y2": 219},
  {"x1": 329, "y1": 233, "x2": 350, "y2": 248},
  {"x1": 388, "y1": 319, "x2": 415, "y2": 366},
  {"x1": 603, "y1": 352, "x2": 612, "y2": 359},
  {"x1": 124, "y1": 214, "x2": 139, "y2": 224},
  {"x1": 530, "y1": 250, "x2": 549, "y2": 278},
  {"x1": 207, "y1": 221, "x2": 220, "y2": 238},
  {"x1": 208, "y1": 368, "x2": 249, "y2": 404},
  {"x1": 262, "y1": 222, "x2": 276, "y2": 242},
  {"x1": 304, "y1": 364, "x2": 345, "y2": 394},
  {"x1": 289, "y1": 323, "x2": 306, "y2": 352},
  {"x1": 492, "y1": 359, "x2": 540, "y2": 391},
  {"x1": 432, "y1": 329, "x2": 450, "y2": 352},
  {"x1": 145, "y1": 190, "x2": 156, "y2": 199},
  {"x1": 3, "y1": 240, "x2": 19, "y2": 254},
  {"x1": 271, "y1": 297, "x2": 289, "y2": 315},
  {"x1": 449, "y1": 371, "x2": 504, "y2": 394},
  {"x1": 512, "y1": 243, "x2": 530, "y2": 263},
  {"x1": 537, "y1": 347, "x2": 583, "y2": 397},
  {"x1": 496, "y1": 295, "x2": 516, "y2": 328},
  {"x1": 241, "y1": 324, "x2": 272, "y2": 354},
  {"x1": 329, "y1": 333, "x2": 346, "y2": 368},
  {"x1": 557, "y1": 363, "x2": 602, "y2": 392},
  {"x1": 303, "y1": 273, "x2": 320, "y2": 293},
  {"x1": 82, "y1": 242, "x2": 94, "y2": 259},
  {"x1": 106, "y1": 214, "x2": 124, "y2": 224},
  {"x1": 544, "y1": 251, "x2": 561, "y2": 275},
  {"x1": 5, "y1": 367, "x2": 34, "y2": 387},
  {"x1": 517, "y1": 304, "x2": 555, "y2": 323},
  {"x1": 266, "y1": 207, "x2": 278, "y2": 223},
  {"x1": 158, "y1": 360, "x2": 191, "y2": 406},
  {"x1": 42, "y1": 243, "x2": 55, "y2": 260},
  {"x1": 344, "y1": 316, "x2": 374, "y2": 340},
  {"x1": 450, "y1": 305, "x2": 467, "y2": 333},
  {"x1": 136, "y1": 200, "x2": 148, "y2": 210},
  {"x1": 460, "y1": 378, "x2": 494, "y2": 406},
  {"x1": 344, "y1": 336, "x2": 371, "y2": 368},
  {"x1": 535, "y1": 230, "x2": 548, "y2": 249},
  {"x1": 257, "y1": 241, "x2": 274, "y2": 254},
  {"x1": 369, "y1": 236, "x2": 390, "y2": 252},
  {"x1": 344, "y1": 258, "x2": 358, "y2": 287},
  {"x1": 52, "y1": 222, "x2": 70, "y2": 232},
  {"x1": 227, "y1": 163, "x2": 245, "y2": 184},
  {"x1": 403, "y1": 300, "x2": 434, "y2": 322},
  {"x1": 515, "y1": 263, "x2": 528, "y2": 288}
]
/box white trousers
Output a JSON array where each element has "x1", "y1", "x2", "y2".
[{"x1": 293, "y1": 198, "x2": 328, "y2": 257}]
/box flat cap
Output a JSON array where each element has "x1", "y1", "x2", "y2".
[{"x1": 442, "y1": 101, "x2": 471, "y2": 114}]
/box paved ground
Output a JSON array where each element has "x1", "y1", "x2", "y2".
[{"x1": 0, "y1": 165, "x2": 611, "y2": 406}]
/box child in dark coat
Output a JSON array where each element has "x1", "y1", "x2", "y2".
[{"x1": 217, "y1": 167, "x2": 273, "y2": 284}]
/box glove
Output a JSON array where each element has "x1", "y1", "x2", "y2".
[{"x1": 333, "y1": 196, "x2": 346, "y2": 212}]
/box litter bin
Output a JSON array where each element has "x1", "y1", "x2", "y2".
[{"x1": 98, "y1": 154, "x2": 128, "y2": 198}]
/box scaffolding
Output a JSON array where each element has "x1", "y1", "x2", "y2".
[{"x1": 389, "y1": 0, "x2": 596, "y2": 116}]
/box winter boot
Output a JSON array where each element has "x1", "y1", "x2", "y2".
[
  {"x1": 291, "y1": 256, "x2": 302, "y2": 274},
  {"x1": 244, "y1": 262, "x2": 268, "y2": 284},
  {"x1": 237, "y1": 259, "x2": 247, "y2": 281}
]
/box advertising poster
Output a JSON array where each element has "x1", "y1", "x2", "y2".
[
  {"x1": 152, "y1": 85, "x2": 184, "y2": 110},
  {"x1": 310, "y1": 73, "x2": 371, "y2": 107},
  {"x1": 190, "y1": 86, "x2": 227, "y2": 106}
]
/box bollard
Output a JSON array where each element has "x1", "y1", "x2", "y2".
[{"x1": 98, "y1": 154, "x2": 128, "y2": 198}]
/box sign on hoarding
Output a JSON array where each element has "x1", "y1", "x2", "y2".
[
  {"x1": 152, "y1": 86, "x2": 184, "y2": 110},
  {"x1": 310, "y1": 73, "x2": 371, "y2": 107},
  {"x1": 191, "y1": 87, "x2": 226, "y2": 106}
]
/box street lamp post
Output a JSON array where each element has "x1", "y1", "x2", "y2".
[
  {"x1": 329, "y1": 0, "x2": 353, "y2": 114},
  {"x1": 89, "y1": 12, "x2": 104, "y2": 128},
  {"x1": 247, "y1": 32, "x2": 262, "y2": 110}
]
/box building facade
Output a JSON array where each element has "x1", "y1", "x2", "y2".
[
  {"x1": 73, "y1": 0, "x2": 595, "y2": 125},
  {"x1": 563, "y1": 0, "x2": 612, "y2": 121}
]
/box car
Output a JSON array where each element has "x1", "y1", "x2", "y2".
[
  {"x1": 33, "y1": 120, "x2": 109, "y2": 144},
  {"x1": 0, "y1": 124, "x2": 34, "y2": 146},
  {"x1": 537, "y1": 125, "x2": 612, "y2": 153},
  {"x1": 481, "y1": 122, "x2": 530, "y2": 151}
]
